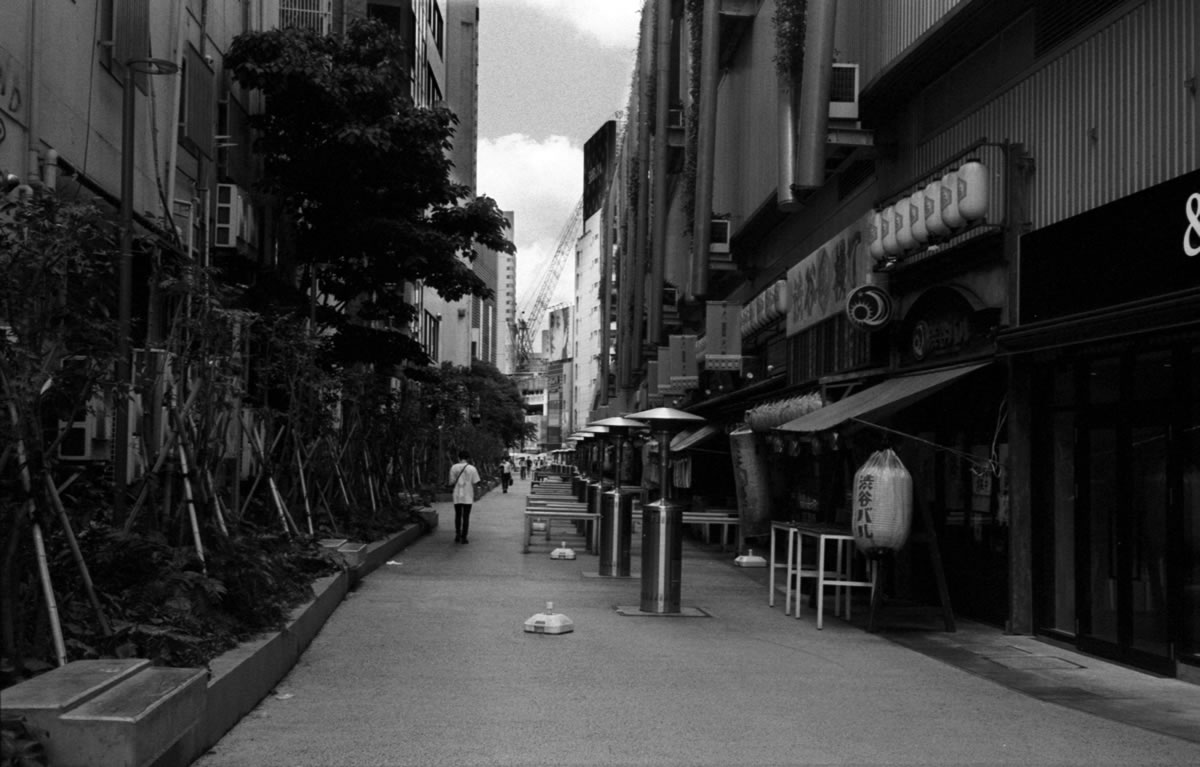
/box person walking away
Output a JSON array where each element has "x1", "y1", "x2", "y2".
[
  {"x1": 500, "y1": 456, "x2": 514, "y2": 493},
  {"x1": 449, "y1": 451, "x2": 481, "y2": 543},
  {"x1": 522, "y1": 457, "x2": 531, "y2": 479}
]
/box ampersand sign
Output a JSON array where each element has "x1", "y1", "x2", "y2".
[{"x1": 1184, "y1": 192, "x2": 1200, "y2": 257}]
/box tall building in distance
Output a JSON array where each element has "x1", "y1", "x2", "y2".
[
  {"x1": 353, "y1": 0, "x2": 479, "y2": 366},
  {"x1": 495, "y1": 212, "x2": 518, "y2": 373}
]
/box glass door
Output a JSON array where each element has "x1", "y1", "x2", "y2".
[{"x1": 1075, "y1": 354, "x2": 1175, "y2": 673}]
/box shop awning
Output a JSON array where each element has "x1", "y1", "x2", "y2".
[
  {"x1": 669, "y1": 424, "x2": 726, "y2": 453},
  {"x1": 776, "y1": 362, "x2": 990, "y2": 434}
]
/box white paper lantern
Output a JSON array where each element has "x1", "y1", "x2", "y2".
[
  {"x1": 940, "y1": 170, "x2": 965, "y2": 229},
  {"x1": 957, "y1": 159, "x2": 989, "y2": 221},
  {"x1": 852, "y1": 448, "x2": 912, "y2": 555},
  {"x1": 881, "y1": 204, "x2": 899, "y2": 255},
  {"x1": 909, "y1": 191, "x2": 928, "y2": 244},
  {"x1": 868, "y1": 210, "x2": 885, "y2": 260},
  {"x1": 895, "y1": 203, "x2": 914, "y2": 250},
  {"x1": 924, "y1": 181, "x2": 949, "y2": 237}
]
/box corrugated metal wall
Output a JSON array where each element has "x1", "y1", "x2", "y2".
[
  {"x1": 914, "y1": 0, "x2": 1198, "y2": 230},
  {"x1": 840, "y1": 0, "x2": 964, "y2": 87}
]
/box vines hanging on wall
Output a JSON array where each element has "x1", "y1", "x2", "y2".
[
  {"x1": 773, "y1": 0, "x2": 807, "y2": 83},
  {"x1": 683, "y1": 0, "x2": 704, "y2": 239}
]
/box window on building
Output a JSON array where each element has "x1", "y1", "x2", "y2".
[
  {"x1": 431, "y1": 3, "x2": 445, "y2": 55},
  {"x1": 423, "y1": 309, "x2": 440, "y2": 362},
  {"x1": 280, "y1": 0, "x2": 332, "y2": 35},
  {"x1": 99, "y1": 0, "x2": 150, "y2": 86}
]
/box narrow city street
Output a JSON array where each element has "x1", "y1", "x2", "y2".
[{"x1": 193, "y1": 479, "x2": 1200, "y2": 767}]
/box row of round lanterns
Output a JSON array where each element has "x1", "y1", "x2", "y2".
[
  {"x1": 867, "y1": 158, "x2": 989, "y2": 260},
  {"x1": 740, "y1": 279, "x2": 788, "y2": 336}
]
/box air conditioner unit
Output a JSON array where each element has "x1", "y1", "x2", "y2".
[
  {"x1": 214, "y1": 183, "x2": 241, "y2": 248},
  {"x1": 667, "y1": 108, "x2": 685, "y2": 130},
  {"x1": 829, "y1": 63, "x2": 860, "y2": 121},
  {"x1": 709, "y1": 217, "x2": 732, "y2": 257}
]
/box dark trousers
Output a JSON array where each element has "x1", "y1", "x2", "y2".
[
  {"x1": 502, "y1": 473, "x2": 512, "y2": 491},
  {"x1": 454, "y1": 504, "x2": 472, "y2": 539}
]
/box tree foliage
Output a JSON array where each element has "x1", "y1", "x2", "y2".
[{"x1": 225, "y1": 18, "x2": 515, "y2": 368}]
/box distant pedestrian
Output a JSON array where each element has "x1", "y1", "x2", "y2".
[
  {"x1": 448, "y1": 451, "x2": 481, "y2": 543},
  {"x1": 520, "y1": 457, "x2": 530, "y2": 479},
  {"x1": 500, "y1": 456, "x2": 514, "y2": 493}
]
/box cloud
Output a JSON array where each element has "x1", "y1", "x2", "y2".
[
  {"x1": 477, "y1": 133, "x2": 582, "y2": 309},
  {"x1": 486, "y1": 0, "x2": 644, "y2": 50}
]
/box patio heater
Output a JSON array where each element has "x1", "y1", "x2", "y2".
[
  {"x1": 626, "y1": 407, "x2": 706, "y2": 613},
  {"x1": 590, "y1": 417, "x2": 650, "y2": 577},
  {"x1": 568, "y1": 432, "x2": 590, "y2": 501},
  {"x1": 581, "y1": 425, "x2": 612, "y2": 538}
]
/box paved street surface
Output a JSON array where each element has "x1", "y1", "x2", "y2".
[{"x1": 195, "y1": 478, "x2": 1200, "y2": 766}]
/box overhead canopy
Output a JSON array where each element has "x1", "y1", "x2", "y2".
[
  {"x1": 776, "y1": 362, "x2": 990, "y2": 434},
  {"x1": 669, "y1": 424, "x2": 726, "y2": 453}
]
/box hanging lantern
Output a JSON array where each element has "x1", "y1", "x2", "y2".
[
  {"x1": 924, "y1": 181, "x2": 949, "y2": 237},
  {"x1": 940, "y1": 169, "x2": 965, "y2": 229},
  {"x1": 867, "y1": 210, "x2": 885, "y2": 260},
  {"x1": 881, "y1": 204, "x2": 899, "y2": 255},
  {"x1": 851, "y1": 448, "x2": 913, "y2": 556},
  {"x1": 909, "y1": 191, "x2": 928, "y2": 244},
  {"x1": 957, "y1": 158, "x2": 989, "y2": 221},
  {"x1": 894, "y1": 203, "x2": 915, "y2": 251}
]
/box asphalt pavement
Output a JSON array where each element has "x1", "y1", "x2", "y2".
[{"x1": 193, "y1": 476, "x2": 1200, "y2": 766}]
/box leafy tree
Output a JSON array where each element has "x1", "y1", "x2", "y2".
[{"x1": 225, "y1": 18, "x2": 515, "y2": 369}]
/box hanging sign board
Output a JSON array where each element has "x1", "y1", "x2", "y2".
[{"x1": 786, "y1": 209, "x2": 874, "y2": 337}]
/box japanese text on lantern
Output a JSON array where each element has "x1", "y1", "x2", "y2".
[{"x1": 854, "y1": 473, "x2": 875, "y2": 540}]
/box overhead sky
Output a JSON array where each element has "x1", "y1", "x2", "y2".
[{"x1": 476, "y1": 0, "x2": 643, "y2": 316}]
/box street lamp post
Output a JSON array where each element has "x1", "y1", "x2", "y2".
[{"x1": 114, "y1": 58, "x2": 178, "y2": 521}]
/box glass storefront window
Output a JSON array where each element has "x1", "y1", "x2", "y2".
[{"x1": 1183, "y1": 346, "x2": 1200, "y2": 662}]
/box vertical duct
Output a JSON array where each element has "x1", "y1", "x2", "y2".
[
  {"x1": 688, "y1": 0, "x2": 720, "y2": 301},
  {"x1": 632, "y1": 5, "x2": 655, "y2": 379},
  {"x1": 649, "y1": 0, "x2": 672, "y2": 346},
  {"x1": 599, "y1": 193, "x2": 613, "y2": 405},
  {"x1": 793, "y1": 0, "x2": 837, "y2": 190},
  {"x1": 777, "y1": 80, "x2": 800, "y2": 211}
]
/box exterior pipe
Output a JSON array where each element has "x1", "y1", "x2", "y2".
[
  {"x1": 777, "y1": 78, "x2": 800, "y2": 211},
  {"x1": 25, "y1": 0, "x2": 39, "y2": 184},
  {"x1": 688, "y1": 0, "x2": 720, "y2": 301},
  {"x1": 649, "y1": 0, "x2": 672, "y2": 346},
  {"x1": 632, "y1": 5, "x2": 655, "y2": 382},
  {"x1": 164, "y1": 0, "x2": 189, "y2": 231},
  {"x1": 794, "y1": 0, "x2": 837, "y2": 189},
  {"x1": 599, "y1": 192, "x2": 613, "y2": 405}
]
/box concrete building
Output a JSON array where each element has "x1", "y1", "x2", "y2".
[{"x1": 598, "y1": 0, "x2": 1198, "y2": 681}]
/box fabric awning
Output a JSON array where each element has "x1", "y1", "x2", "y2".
[
  {"x1": 669, "y1": 424, "x2": 726, "y2": 453},
  {"x1": 775, "y1": 362, "x2": 990, "y2": 433}
]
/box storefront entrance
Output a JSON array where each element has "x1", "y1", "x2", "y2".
[{"x1": 1034, "y1": 343, "x2": 1199, "y2": 675}]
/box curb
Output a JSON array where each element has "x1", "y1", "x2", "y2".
[{"x1": 156, "y1": 523, "x2": 429, "y2": 767}]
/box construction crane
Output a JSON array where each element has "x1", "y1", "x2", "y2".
[{"x1": 512, "y1": 198, "x2": 583, "y2": 372}]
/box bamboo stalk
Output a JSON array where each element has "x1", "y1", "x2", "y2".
[
  {"x1": 43, "y1": 472, "x2": 112, "y2": 636},
  {"x1": 176, "y1": 439, "x2": 207, "y2": 571},
  {"x1": 295, "y1": 446, "x2": 314, "y2": 536},
  {"x1": 31, "y1": 520, "x2": 67, "y2": 667},
  {"x1": 203, "y1": 468, "x2": 229, "y2": 536},
  {"x1": 3, "y1": 389, "x2": 68, "y2": 666}
]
